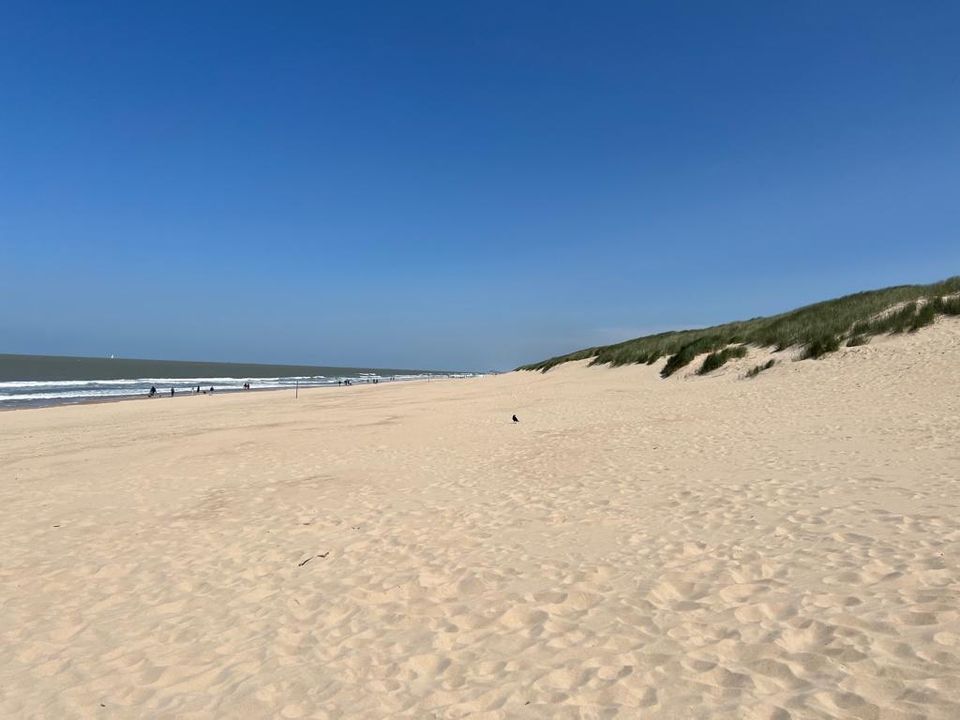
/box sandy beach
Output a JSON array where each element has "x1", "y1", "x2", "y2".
[{"x1": 2, "y1": 322, "x2": 959, "y2": 719}]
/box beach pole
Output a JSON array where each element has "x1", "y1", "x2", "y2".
[{"x1": 296, "y1": 380, "x2": 299, "y2": 399}]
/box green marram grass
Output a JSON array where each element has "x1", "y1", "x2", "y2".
[
  {"x1": 698, "y1": 345, "x2": 748, "y2": 375},
  {"x1": 745, "y1": 359, "x2": 776, "y2": 379},
  {"x1": 520, "y1": 276, "x2": 960, "y2": 377}
]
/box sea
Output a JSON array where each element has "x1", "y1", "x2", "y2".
[{"x1": 0, "y1": 354, "x2": 462, "y2": 409}]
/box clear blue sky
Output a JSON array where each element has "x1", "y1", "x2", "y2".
[{"x1": 2, "y1": 2, "x2": 958, "y2": 370}]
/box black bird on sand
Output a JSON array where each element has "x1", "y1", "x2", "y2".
[{"x1": 512, "y1": 414, "x2": 519, "y2": 423}]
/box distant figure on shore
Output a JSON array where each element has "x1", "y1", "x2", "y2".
[
  {"x1": 209, "y1": 386, "x2": 214, "y2": 393},
  {"x1": 196, "y1": 385, "x2": 200, "y2": 394},
  {"x1": 148, "y1": 386, "x2": 157, "y2": 398},
  {"x1": 512, "y1": 414, "x2": 519, "y2": 423},
  {"x1": 170, "y1": 388, "x2": 175, "y2": 397}
]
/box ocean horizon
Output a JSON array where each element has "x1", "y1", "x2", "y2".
[{"x1": 0, "y1": 353, "x2": 466, "y2": 409}]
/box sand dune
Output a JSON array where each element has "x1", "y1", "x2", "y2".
[{"x1": 2, "y1": 322, "x2": 960, "y2": 718}]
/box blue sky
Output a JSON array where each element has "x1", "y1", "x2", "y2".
[{"x1": 2, "y1": 2, "x2": 958, "y2": 370}]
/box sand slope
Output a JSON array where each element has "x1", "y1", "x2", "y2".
[{"x1": 2, "y1": 322, "x2": 960, "y2": 719}]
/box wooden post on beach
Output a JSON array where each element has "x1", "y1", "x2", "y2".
[{"x1": 296, "y1": 380, "x2": 299, "y2": 399}]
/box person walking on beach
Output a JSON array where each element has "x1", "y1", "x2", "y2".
[
  {"x1": 170, "y1": 388, "x2": 175, "y2": 397},
  {"x1": 149, "y1": 386, "x2": 157, "y2": 398}
]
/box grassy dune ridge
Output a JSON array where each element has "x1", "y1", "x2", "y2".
[{"x1": 520, "y1": 276, "x2": 960, "y2": 376}]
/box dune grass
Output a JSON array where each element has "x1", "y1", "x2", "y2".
[
  {"x1": 745, "y1": 359, "x2": 776, "y2": 378},
  {"x1": 800, "y1": 334, "x2": 841, "y2": 360},
  {"x1": 520, "y1": 276, "x2": 960, "y2": 375},
  {"x1": 698, "y1": 345, "x2": 748, "y2": 375}
]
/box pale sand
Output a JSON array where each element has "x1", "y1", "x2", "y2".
[{"x1": 2, "y1": 323, "x2": 960, "y2": 720}]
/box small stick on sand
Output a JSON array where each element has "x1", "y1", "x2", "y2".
[{"x1": 298, "y1": 551, "x2": 330, "y2": 567}]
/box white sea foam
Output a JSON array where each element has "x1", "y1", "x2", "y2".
[
  {"x1": 0, "y1": 377, "x2": 329, "y2": 389},
  {"x1": 0, "y1": 372, "x2": 466, "y2": 407}
]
